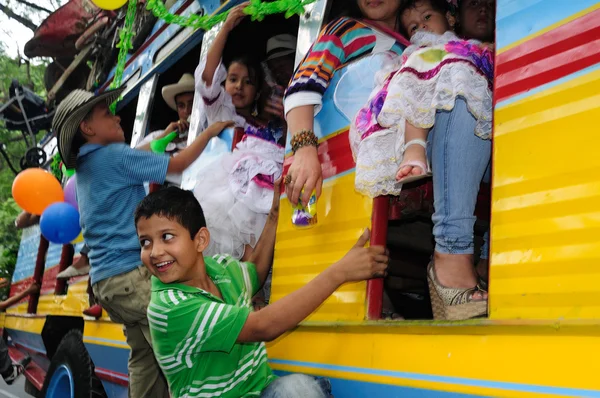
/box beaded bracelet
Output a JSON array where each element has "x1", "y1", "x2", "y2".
[{"x1": 291, "y1": 129, "x2": 319, "y2": 154}]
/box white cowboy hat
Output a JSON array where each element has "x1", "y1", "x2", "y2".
[
  {"x1": 266, "y1": 34, "x2": 297, "y2": 61},
  {"x1": 162, "y1": 73, "x2": 195, "y2": 111},
  {"x1": 53, "y1": 88, "x2": 125, "y2": 169}
]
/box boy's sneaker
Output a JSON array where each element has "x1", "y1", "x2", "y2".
[{"x1": 4, "y1": 356, "x2": 31, "y2": 385}]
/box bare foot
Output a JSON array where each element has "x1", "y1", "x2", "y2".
[
  {"x1": 433, "y1": 252, "x2": 487, "y2": 300},
  {"x1": 396, "y1": 144, "x2": 428, "y2": 181}
]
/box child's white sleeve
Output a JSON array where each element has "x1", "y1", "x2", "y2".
[{"x1": 194, "y1": 58, "x2": 244, "y2": 127}]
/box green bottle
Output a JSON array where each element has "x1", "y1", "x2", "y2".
[{"x1": 151, "y1": 132, "x2": 178, "y2": 154}]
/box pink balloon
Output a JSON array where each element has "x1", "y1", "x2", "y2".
[{"x1": 64, "y1": 175, "x2": 78, "y2": 210}]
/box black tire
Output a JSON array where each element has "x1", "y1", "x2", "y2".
[
  {"x1": 39, "y1": 330, "x2": 107, "y2": 398},
  {"x1": 24, "y1": 378, "x2": 39, "y2": 397}
]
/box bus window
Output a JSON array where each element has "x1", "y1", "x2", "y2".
[
  {"x1": 148, "y1": 43, "x2": 202, "y2": 135},
  {"x1": 116, "y1": 97, "x2": 138, "y2": 145}
]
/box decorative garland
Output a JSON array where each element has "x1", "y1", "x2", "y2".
[
  {"x1": 108, "y1": 0, "x2": 316, "y2": 110},
  {"x1": 108, "y1": 0, "x2": 137, "y2": 112}
]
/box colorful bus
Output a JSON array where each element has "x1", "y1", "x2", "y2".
[{"x1": 5, "y1": 0, "x2": 600, "y2": 396}]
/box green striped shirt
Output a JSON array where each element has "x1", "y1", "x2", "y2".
[{"x1": 148, "y1": 254, "x2": 276, "y2": 397}]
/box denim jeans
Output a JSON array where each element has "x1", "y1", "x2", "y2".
[
  {"x1": 261, "y1": 374, "x2": 333, "y2": 398},
  {"x1": 427, "y1": 97, "x2": 492, "y2": 256}
]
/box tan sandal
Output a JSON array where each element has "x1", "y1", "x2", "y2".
[{"x1": 427, "y1": 262, "x2": 487, "y2": 320}]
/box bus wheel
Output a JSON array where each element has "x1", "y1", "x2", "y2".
[{"x1": 40, "y1": 330, "x2": 107, "y2": 398}]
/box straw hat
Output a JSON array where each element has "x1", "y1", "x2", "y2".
[
  {"x1": 162, "y1": 73, "x2": 195, "y2": 111},
  {"x1": 266, "y1": 34, "x2": 297, "y2": 61},
  {"x1": 52, "y1": 88, "x2": 125, "y2": 169}
]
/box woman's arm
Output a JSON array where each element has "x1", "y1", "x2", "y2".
[
  {"x1": 202, "y1": 2, "x2": 248, "y2": 86},
  {"x1": 283, "y1": 18, "x2": 377, "y2": 205}
]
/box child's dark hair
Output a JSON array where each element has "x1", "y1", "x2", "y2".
[
  {"x1": 226, "y1": 55, "x2": 264, "y2": 88},
  {"x1": 134, "y1": 187, "x2": 207, "y2": 239},
  {"x1": 398, "y1": 0, "x2": 450, "y2": 38}
]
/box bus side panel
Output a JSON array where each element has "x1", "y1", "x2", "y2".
[
  {"x1": 272, "y1": 62, "x2": 379, "y2": 322},
  {"x1": 492, "y1": 1, "x2": 600, "y2": 319}
]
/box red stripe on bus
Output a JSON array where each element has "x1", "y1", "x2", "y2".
[
  {"x1": 495, "y1": 9, "x2": 600, "y2": 102},
  {"x1": 283, "y1": 129, "x2": 355, "y2": 182}
]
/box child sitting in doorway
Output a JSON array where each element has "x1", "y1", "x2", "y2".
[
  {"x1": 351, "y1": 0, "x2": 493, "y2": 197},
  {"x1": 135, "y1": 181, "x2": 389, "y2": 398}
]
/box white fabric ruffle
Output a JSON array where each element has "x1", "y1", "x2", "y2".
[
  {"x1": 353, "y1": 127, "x2": 404, "y2": 197},
  {"x1": 378, "y1": 31, "x2": 493, "y2": 139},
  {"x1": 194, "y1": 58, "x2": 247, "y2": 128},
  {"x1": 193, "y1": 136, "x2": 283, "y2": 259}
]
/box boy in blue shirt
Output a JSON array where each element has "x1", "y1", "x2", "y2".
[
  {"x1": 134, "y1": 181, "x2": 389, "y2": 397},
  {"x1": 53, "y1": 88, "x2": 231, "y2": 397}
]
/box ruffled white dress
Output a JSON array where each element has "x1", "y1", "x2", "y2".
[
  {"x1": 192, "y1": 59, "x2": 284, "y2": 259},
  {"x1": 351, "y1": 31, "x2": 494, "y2": 198}
]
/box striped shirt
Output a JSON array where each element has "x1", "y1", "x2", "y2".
[
  {"x1": 284, "y1": 17, "x2": 407, "y2": 114},
  {"x1": 148, "y1": 255, "x2": 276, "y2": 398},
  {"x1": 76, "y1": 143, "x2": 169, "y2": 284}
]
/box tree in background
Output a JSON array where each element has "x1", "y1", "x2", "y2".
[{"x1": 0, "y1": 42, "x2": 48, "y2": 298}]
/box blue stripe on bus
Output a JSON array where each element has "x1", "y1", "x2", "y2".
[
  {"x1": 496, "y1": 0, "x2": 599, "y2": 50},
  {"x1": 269, "y1": 359, "x2": 600, "y2": 396}
]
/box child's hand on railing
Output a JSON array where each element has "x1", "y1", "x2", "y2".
[{"x1": 331, "y1": 229, "x2": 389, "y2": 284}]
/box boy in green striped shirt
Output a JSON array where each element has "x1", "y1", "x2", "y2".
[{"x1": 134, "y1": 182, "x2": 389, "y2": 398}]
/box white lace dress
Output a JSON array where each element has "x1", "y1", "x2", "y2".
[
  {"x1": 192, "y1": 59, "x2": 284, "y2": 259},
  {"x1": 351, "y1": 31, "x2": 494, "y2": 198}
]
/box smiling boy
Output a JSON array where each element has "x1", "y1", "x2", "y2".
[{"x1": 134, "y1": 183, "x2": 389, "y2": 397}]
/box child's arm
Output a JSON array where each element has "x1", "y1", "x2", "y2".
[
  {"x1": 201, "y1": 2, "x2": 248, "y2": 86},
  {"x1": 237, "y1": 229, "x2": 388, "y2": 342},
  {"x1": 248, "y1": 179, "x2": 281, "y2": 286},
  {"x1": 0, "y1": 283, "x2": 40, "y2": 311},
  {"x1": 167, "y1": 121, "x2": 233, "y2": 174}
]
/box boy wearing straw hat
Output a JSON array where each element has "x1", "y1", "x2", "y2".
[
  {"x1": 137, "y1": 73, "x2": 196, "y2": 157},
  {"x1": 52, "y1": 88, "x2": 232, "y2": 397}
]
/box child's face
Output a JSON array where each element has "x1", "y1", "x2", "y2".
[
  {"x1": 80, "y1": 103, "x2": 124, "y2": 144},
  {"x1": 174, "y1": 92, "x2": 194, "y2": 122},
  {"x1": 137, "y1": 215, "x2": 209, "y2": 285},
  {"x1": 401, "y1": 1, "x2": 454, "y2": 38},
  {"x1": 225, "y1": 62, "x2": 258, "y2": 112}
]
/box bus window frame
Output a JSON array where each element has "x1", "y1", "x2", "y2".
[{"x1": 130, "y1": 75, "x2": 160, "y2": 148}]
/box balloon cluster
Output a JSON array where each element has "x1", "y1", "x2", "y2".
[{"x1": 12, "y1": 168, "x2": 82, "y2": 245}]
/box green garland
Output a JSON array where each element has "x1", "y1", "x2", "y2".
[
  {"x1": 50, "y1": 153, "x2": 63, "y2": 182},
  {"x1": 108, "y1": 0, "x2": 315, "y2": 110},
  {"x1": 108, "y1": 0, "x2": 137, "y2": 112}
]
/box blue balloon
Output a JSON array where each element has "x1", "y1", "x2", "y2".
[{"x1": 40, "y1": 202, "x2": 81, "y2": 244}]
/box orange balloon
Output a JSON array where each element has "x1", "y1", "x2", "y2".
[{"x1": 12, "y1": 168, "x2": 64, "y2": 215}]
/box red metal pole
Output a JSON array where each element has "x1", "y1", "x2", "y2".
[
  {"x1": 54, "y1": 244, "x2": 74, "y2": 295},
  {"x1": 366, "y1": 196, "x2": 389, "y2": 320},
  {"x1": 28, "y1": 235, "x2": 49, "y2": 314}
]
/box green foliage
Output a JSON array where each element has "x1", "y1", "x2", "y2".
[{"x1": 0, "y1": 45, "x2": 48, "y2": 291}]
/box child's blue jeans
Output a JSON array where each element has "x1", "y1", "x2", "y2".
[
  {"x1": 261, "y1": 374, "x2": 333, "y2": 398},
  {"x1": 427, "y1": 97, "x2": 492, "y2": 256}
]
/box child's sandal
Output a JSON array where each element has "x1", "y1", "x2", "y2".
[
  {"x1": 397, "y1": 139, "x2": 432, "y2": 184},
  {"x1": 427, "y1": 262, "x2": 487, "y2": 321}
]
